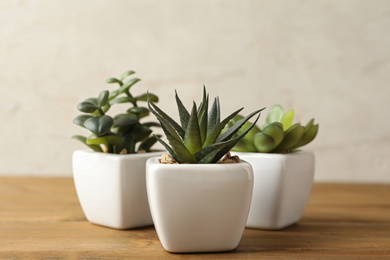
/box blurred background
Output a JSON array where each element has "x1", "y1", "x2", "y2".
[{"x1": 0, "y1": 0, "x2": 389, "y2": 182}]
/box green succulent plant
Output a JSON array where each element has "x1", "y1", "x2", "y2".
[
  {"x1": 230, "y1": 104, "x2": 319, "y2": 153},
  {"x1": 72, "y1": 70, "x2": 160, "y2": 154},
  {"x1": 147, "y1": 87, "x2": 264, "y2": 164}
]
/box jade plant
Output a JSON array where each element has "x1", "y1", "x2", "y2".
[
  {"x1": 147, "y1": 87, "x2": 264, "y2": 164},
  {"x1": 72, "y1": 70, "x2": 160, "y2": 154},
  {"x1": 230, "y1": 104, "x2": 319, "y2": 153}
]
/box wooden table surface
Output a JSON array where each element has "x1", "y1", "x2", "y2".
[{"x1": 1, "y1": 178, "x2": 389, "y2": 259}]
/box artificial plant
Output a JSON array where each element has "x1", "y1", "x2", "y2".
[
  {"x1": 148, "y1": 87, "x2": 264, "y2": 164},
  {"x1": 230, "y1": 104, "x2": 319, "y2": 153},
  {"x1": 72, "y1": 70, "x2": 160, "y2": 154}
]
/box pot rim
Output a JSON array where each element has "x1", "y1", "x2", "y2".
[
  {"x1": 232, "y1": 150, "x2": 313, "y2": 158},
  {"x1": 74, "y1": 149, "x2": 165, "y2": 159},
  {"x1": 147, "y1": 156, "x2": 251, "y2": 168}
]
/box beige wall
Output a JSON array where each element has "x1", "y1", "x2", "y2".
[{"x1": 1, "y1": 0, "x2": 389, "y2": 182}]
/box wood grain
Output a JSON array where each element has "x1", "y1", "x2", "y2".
[{"x1": 1, "y1": 178, "x2": 389, "y2": 259}]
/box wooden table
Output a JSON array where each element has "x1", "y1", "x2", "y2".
[{"x1": 1, "y1": 178, "x2": 389, "y2": 259}]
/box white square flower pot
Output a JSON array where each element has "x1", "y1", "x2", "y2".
[
  {"x1": 233, "y1": 151, "x2": 315, "y2": 230},
  {"x1": 146, "y1": 157, "x2": 254, "y2": 253},
  {"x1": 72, "y1": 150, "x2": 163, "y2": 229}
]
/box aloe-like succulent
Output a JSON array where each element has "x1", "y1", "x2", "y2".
[
  {"x1": 72, "y1": 70, "x2": 160, "y2": 154},
  {"x1": 231, "y1": 105, "x2": 319, "y2": 153},
  {"x1": 147, "y1": 87, "x2": 264, "y2": 164}
]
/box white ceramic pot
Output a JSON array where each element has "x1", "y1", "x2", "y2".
[
  {"x1": 72, "y1": 150, "x2": 164, "y2": 229},
  {"x1": 146, "y1": 157, "x2": 254, "y2": 253},
  {"x1": 233, "y1": 151, "x2": 315, "y2": 230}
]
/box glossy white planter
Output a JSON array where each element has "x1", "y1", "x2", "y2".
[
  {"x1": 233, "y1": 151, "x2": 315, "y2": 230},
  {"x1": 72, "y1": 150, "x2": 163, "y2": 229},
  {"x1": 146, "y1": 157, "x2": 254, "y2": 253}
]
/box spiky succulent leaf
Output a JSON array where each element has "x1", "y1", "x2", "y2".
[
  {"x1": 207, "y1": 97, "x2": 220, "y2": 134},
  {"x1": 198, "y1": 92, "x2": 209, "y2": 144},
  {"x1": 148, "y1": 96, "x2": 185, "y2": 139},
  {"x1": 195, "y1": 113, "x2": 261, "y2": 163},
  {"x1": 175, "y1": 90, "x2": 190, "y2": 130},
  {"x1": 216, "y1": 108, "x2": 265, "y2": 143},
  {"x1": 184, "y1": 103, "x2": 202, "y2": 154},
  {"x1": 202, "y1": 107, "x2": 244, "y2": 148}
]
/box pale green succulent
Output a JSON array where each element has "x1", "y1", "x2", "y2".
[
  {"x1": 231, "y1": 105, "x2": 319, "y2": 153},
  {"x1": 148, "y1": 87, "x2": 264, "y2": 164}
]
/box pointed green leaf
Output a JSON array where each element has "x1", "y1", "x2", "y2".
[
  {"x1": 148, "y1": 96, "x2": 185, "y2": 139},
  {"x1": 231, "y1": 114, "x2": 261, "y2": 144},
  {"x1": 120, "y1": 70, "x2": 135, "y2": 81},
  {"x1": 84, "y1": 116, "x2": 113, "y2": 136},
  {"x1": 175, "y1": 90, "x2": 190, "y2": 130},
  {"x1": 184, "y1": 102, "x2": 202, "y2": 154},
  {"x1": 216, "y1": 108, "x2": 265, "y2": 143},
  {"x1": 196, "y1": 113, "x2": 261, "y2": 163},
  {"x1": 199, "y1": 95, "x2": 208, "y2": 144},
  {"x1": 207, "y1": 97, "x2": 220, "y2": 134},
  {"x1": 158, "y1": 124, "x2": 195, "y2": 163},
  {"x1": 202, "y1": 107, "x2": 244, "y2": 148}
]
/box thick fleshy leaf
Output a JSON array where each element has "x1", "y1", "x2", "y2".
[
  {"x1": 262, "y1": 122, "x2": 284, "y2": 147},
  {"x1": 231, "y1": 139, "x2": 257, "y2": 152},
  {"x1": 113, "y1": 114, "x2": 139, "y2": 127},
  {"x1": 106, "y1": 78, "x2": 122, "y2": 85},
  {"x1": 202, "y1": 107, "x2": 244, "y2": 148},
  {"x1": 136, "y1": 93, "x2": 159, "y2": 102},
  {"x1": 120, "y1": 70, "x2": 135, "y2": 81},
  {"x1": 97, "y1": 90, "x2": 109, "y2": 107},
  {"x1": 231, "y1": 114, "x2": 261, "y2": 144},
  {"x1": 133, "y1": 125, "x2": 152, "y2": 142},
  {"x1": 184, "y1": 103, "x2": 202, "y2": 154},
  {"x1": 216, "y1": 108, "x2": 265, "y2": 143},
  {"x1": 77, "y1": 98, "x2": 98, "y2": 113},
  {"x1": 290, "y1": 123, "x2": 319, "y2": 150},
  {"x1": 253, "y1": 133, "x2": 275, "y2": 153},
  {"x1": 109, "y1": 96, "x2": 136, "y2": 105},
  {"x1": 207, "y1": 97, "x2": 220, "y2": 134},
  {"x1": 84, "y1": 116, "x2": 113, "y2": 136},
  {"x1": 71, "y1": 135, "x2": 102, "y2": 152},
  {"x1": 148, "y1": 96, "x2": 185, "y2": 140},
  {"x1": 128, "y1": 106, "x2": 149, "y2": 118},
  {"x1": 73, "y1": 115, "x2": 92, "y2": 127},
  {"x1": 281, "y1": 109, "x2": 294, "y2": 131},
  {"x1": 274, "y1": 124, "x2": 304, "y2": 152},
  {"x1": 175, "y1": 90, "x2": 190, "y2": 130},
  {"x1": 86, "y1": 134, "x2": 123, "y2": 146},
  {"x1": 142, "y1": 121, "x2": 161, "y2": 128},
  {"x1": 138, "y1": 135, "x2": 160, "y2": 152},
  {"x1": 120, "y1": 78, "x2": 141, "y2": 93},
  {"x1": 266, "y1": 105, "x2": 284, "y2": 124}
]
